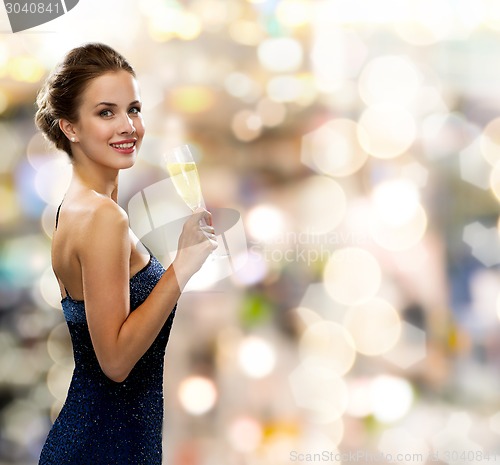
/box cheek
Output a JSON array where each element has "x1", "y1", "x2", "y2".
[{"x1": 136, "y1": 118, "x2": 146, "y2": 137}]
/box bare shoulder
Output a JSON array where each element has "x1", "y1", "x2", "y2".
[
  {"x1": 87, "y1": 196, "x2": 128, "y2": 228},
  {"x1": 74, "y1": 195, "x2": 129, "y2": 255}
]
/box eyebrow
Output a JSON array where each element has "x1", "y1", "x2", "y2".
[{"x1": 94, "y1": 100, "x2": 141, "y2": 108}]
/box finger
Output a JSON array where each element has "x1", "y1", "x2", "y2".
[
  {"x1": 200, "y1": 224, "x2": 215, "y2": 235},
  {"x1": 192, "y1": 208, "x2": 213, "y2": 227}
]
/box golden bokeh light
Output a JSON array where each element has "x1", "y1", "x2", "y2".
[
  {"x1": 294, "y1": 175, "x2": 346, "y2": 234},
  {"x1": 371, "y1": 203, "x2": 428, "y2": 251},
  {"x1": 480, "y1": 118, "x2": 500, "y2": 167},
  {"x1": 231, "y1": 110, "x2": 263, "y2": 141},
  {"x1": 257, "y1": 38, "x2": 303, "y2": 73},
  {"x1": 147, "y1": 8, "x2": 201, "y2": 42},
  {"x1": 343, "y1": 298, "x2": 401, "y2": 356},
  {"x1": 228, "y1": 20, "x2": 266, "y2": 46},
  {"x1": 0, "y1": 184, "x2": 19, "y2": 225},
  {"x1": 46, "y1": 323, "x2": 73, "y2": 366},
  {"x1": 346, "y1": 378, "x2": 373, "y2": 417},
  {"x1": 39, "y1": 266, "x2": 62, "y2": 310},
  {"x1": 8, "y1": 55, "x2": 45, "y2": 83},
  {"x1": 178, "y1": 376, "x2": 217, "y2": 415},
  {"x1": 358, "y1": 104, "x2": 416, "y2": 159},
  {"x1": 46, "y1": 364, "x2": 72, "y2": 401},
  {"x1": 299, "y1": 321, "x2": 356, "y2": 376},
  {"x1": 169, "y1": 86, "x2": 215, "y2": 114},
  {"x1": 358, "y1": 55, "x2": 420, "y2": 106},
  {"x1": 323, "y1": 247, "x2": 381, "y2": 305},
  {"x1": 489, "y1": 161, "x2": 500, "y2": 201},
  {"x1": 0, "y1": 90, "x2": 8, "y2": 115},
  {"x1": 237, "y1": 336, "x2": 276, "y2": 378},
  {"x1": 256, "y1": 98, "x2": 286, "y2": 127},
  {"x1": 276, "y1": 0, "x2": 312, "y2": 28},
  {"x1": 302, "y1": 118, "x2": 369, "y2": 177}
]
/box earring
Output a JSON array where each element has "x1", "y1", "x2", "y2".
[{"x1": 71, "y1": 137, "x2": 76, "y2": 142}]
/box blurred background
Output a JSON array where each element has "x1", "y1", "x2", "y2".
[{"x1": 2, "y1": 0, "x2": 500, "y2": 463}]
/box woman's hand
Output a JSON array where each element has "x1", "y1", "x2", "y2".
[{"x1": 172, "y1": 208, "x2": 218, "y2": 288}]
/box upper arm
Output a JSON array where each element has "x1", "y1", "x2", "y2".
[{"x1": 78, "y1": 201, "x2": 131, "y2": 377}]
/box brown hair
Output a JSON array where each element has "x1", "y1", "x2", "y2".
[{"x1": 35, "y1": 42, "x2": 135, "y2": 157}]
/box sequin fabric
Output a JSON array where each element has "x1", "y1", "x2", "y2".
[{"x1": 39, "y1": 255, "x2": 176, "y2": 465}]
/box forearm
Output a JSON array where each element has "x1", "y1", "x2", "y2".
[{"x1": 107, "y1": 260, "x2": 192, "y2": 381}]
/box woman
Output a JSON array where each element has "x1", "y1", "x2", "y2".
[{"x1": 35, "y1": 43, "x2": 217, "y2": 464}]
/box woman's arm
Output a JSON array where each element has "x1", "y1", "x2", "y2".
[{"x1": 79, "y1": 199, "x2": 216, "y2": 382}]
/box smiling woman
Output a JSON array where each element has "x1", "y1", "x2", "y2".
[{"x1": 34, "y1": 43, "x2": 218, "y2": 465}]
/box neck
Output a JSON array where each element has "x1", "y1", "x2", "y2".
[{"x1": 71, "y1": 161, "x2": 119, "y2": 201}]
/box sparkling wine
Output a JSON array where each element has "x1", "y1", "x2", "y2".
[{"x1": 166, "y1": 161, "x2": 203, "y2": 211}]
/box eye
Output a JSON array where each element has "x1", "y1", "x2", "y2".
[
  {"x1": 99, "y1": 109, "x2": 113, "y2": 117},
  {"x1": 129, "y1": 106, "x2": 141, "y2": 115}
]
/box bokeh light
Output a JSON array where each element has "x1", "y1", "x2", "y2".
[
  {"x1": 257, "y1": 38, "x2": 303, "y2": 73},
  {"x1": 343, "y1": 298, "x2": 401, "y2": 356},
  {"x1": 293, "y1": 175, "x2": 347, "y2": 234},
  {"x1": 256, "y1": 98, "x2": 287, "y2": 127},
  {"x1": 34, "y1": 158, "x2": 72, "y2": 206},
  {"x1": 289, "y1": 361, "x2": 350, "y2": 423},
  {"x1": 346, "y1": 378, "x2": 373, "y2": 418},
  {"x1": 301, "y1": 119, "x2": 369, "y2": 177},
  {"x1": 276, "y1": 0, "x2": 311, "y2": 28},
  {"x1": 490, "y1": 161, "x2": 500, "y2": 201},
  {"x1": 169, "y1": 86, "x2": 215, "y2": 114},
  {"x1": 237, "y1": 335, "x2": 276, "y2": 378},
  {"x1": 231, "y1": 110, "x2": 263, "y2": 141},
  {"x1": 480, "y1": 118, "x2": 500, "y2": 167},
  {"x1": 358, "y1": 104, "x2": 416, "y2": 159},
  {"x1": 178, "y1": 376, "x2": 217, "y2": 416},
  {"x1": 266, "y1": 75, "x2": 304, "y2": 103},
  {"x1": 225, "y1": 72, "x2": 260, "y2": 102},
  {"x1": 46, "y1": 363, "x2": 73, "y2": 401},
  {"x1": 246, "y1": 204, "x2": 287, "y2": 243},
  {"x1": 323, "y1": 247, "x2": 382, "y2": 305},
  {"x1": 299, "y1": 321, "x2": 356, "y2": 375},
  {"x1": 394, "y1": 0, "x2": 454, "y2": 45},
  {"x1": 372, "y1": 179, "x2": 420, "y2": 227},
  {"x1": 3, "y1": 1, "x2": 500, "y2": 462},
  {"x1": 370, "y1": 375, "x2": 413, "y2": 423},
  {"x1": 358, "y1": 55, "x2": 420, "y2": 106},
  {"x1": 39, "y1": 266, "x2": 63, "y2": 310},
  {"x1": 227, "y1": 415, "x2": 263, "y2": 452},
  {"x1": 371, "y1": 203, "x2": 428, "y2": 251}
]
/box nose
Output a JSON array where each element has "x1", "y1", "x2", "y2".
[{"x1": 119, "y1": 113, "x2": 136, "y2": 135}]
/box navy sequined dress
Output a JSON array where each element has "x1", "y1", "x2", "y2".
[{"x1": 39, "y1": 253, "x2": 176, "y2": 464}]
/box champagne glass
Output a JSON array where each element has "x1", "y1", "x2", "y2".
[
  {"x1": 164, "y1": 145, "x2": 227, "y2": 257},
  {"x1": 165, "y1": 145, "x2": 204, "y2": 211}
]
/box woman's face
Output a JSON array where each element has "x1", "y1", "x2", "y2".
[{"x1": 71, "y1": 70, "x2": 145, "y2": 170}]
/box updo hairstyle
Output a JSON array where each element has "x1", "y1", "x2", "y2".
[{"x1": 35, "y1": 43, "x2": 135, "y2": 157}]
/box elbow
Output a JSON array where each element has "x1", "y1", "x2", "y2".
[{"x1": 101, "y1": 361, "x2": 132, "y2": 383}]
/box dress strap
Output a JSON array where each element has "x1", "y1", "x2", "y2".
[{"x1": 55, "y1": 203, "x2": 62, "y2": 230}]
